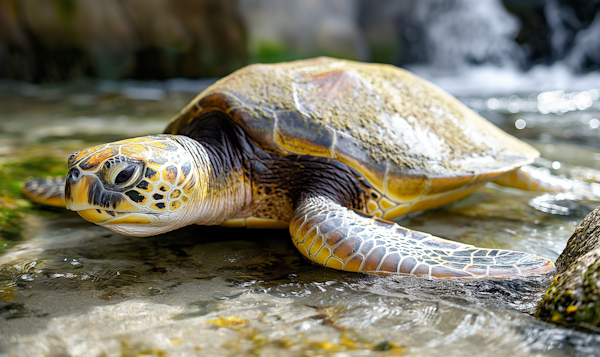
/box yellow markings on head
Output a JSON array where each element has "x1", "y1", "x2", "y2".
[
  {"x1": 149, "y1": 141, "x2": 170, "y2": 150},
  {"x1": 162, "y1": 165, "x2": 178, "y2": 185},
  {"x1": 150, "y1": 202, "x2": 167, "y2": 211},
  {"x1": 65, "y1": 176, "x2": 96, "y2": 209},
  {"x1": 135, "y1": 180, "x2": 154, "y2": 193},
  {"x1": 112, "y1": 195, "x2": 145, "y2": 212},
  {"x1": 110, "y1": 137, "x2": 156, "y2": 145},
  {"x1": 125, "y1": 190, "x2": 147, "y2": 205},
  {"x1": 178, "y1": 161, "x2": 192, "y2": 186},
  {"x1": 79, "y1": 148, "x2": 118, "y2": 171},
  {"x1": 169, "y1": 201, "x2": 182, "y2": 211},
  {"x1": 157, "y1": 183, "x2": 170, "y2": 192},
  {"x1": 147, "y1": 152, "x2": 168, "y2": 166},
  {"x1": 120, "y1": 144, "x2": 150, "y2": 159},
  {"x1": 169, "y1": 189, "x2": 182, "y2": 199},
  {"x1": 147, "y1": 140, "x2": 180, "y2": 152},
  {"x1": 144, "y1": 167, "x2": 160, "y2": 182},
  {"x1": 77, "y1": 209, "x2": 111, "y2": 223},
  {"x1": 72, "y1": 146, "x2": 100, "y2": 164},
  {"x1": 181, "y1": 196, "x2": 189, "y2": 203}
]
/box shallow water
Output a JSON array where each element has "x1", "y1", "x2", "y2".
[{"x1": 1, "y1": 77, "x2": 600, "y2": 356}]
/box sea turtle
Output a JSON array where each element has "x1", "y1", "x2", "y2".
[{"x1": 25, "y1": 57, "x2": 575, "y2": 278}]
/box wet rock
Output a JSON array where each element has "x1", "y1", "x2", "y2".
[
  {"x1": 555, "y1": 206, "x2": 600, "y2": 274},
  {"x1": 537, "y1": 206, "x2": 600, "y2": 331}
]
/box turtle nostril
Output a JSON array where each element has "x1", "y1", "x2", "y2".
[{"x1": 68, "y1": 168, "x2": 81, "y2": 182}]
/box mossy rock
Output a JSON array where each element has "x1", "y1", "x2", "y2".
[
  {"x1": 537, "y1": 206, "x2": 600, "y2": 331},
  {"x1": 537, "y1": 249, "x2": 600, "y2": 331},
  {"x1": 554, "y1": 207, "x2": 600, "y2": 274}
]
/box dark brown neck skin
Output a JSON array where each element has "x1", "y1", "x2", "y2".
[{"x1": 179, "y1": 112, "x2": 366, "y2": 221}]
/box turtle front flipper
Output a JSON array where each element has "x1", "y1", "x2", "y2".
[
  {"x1": 290, "y1": 195, "x2": 554, "y2": 278},
  {"x1": 23, "y1": 176, "x2": 66, "y2": 208}
]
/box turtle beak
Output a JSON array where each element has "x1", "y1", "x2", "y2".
[
  {"x1": 65, "y1": 168, "x2": 144, "y2": 225},
  {"x1": 64, "y1": 172, "x2": 98, "y2": 211}
]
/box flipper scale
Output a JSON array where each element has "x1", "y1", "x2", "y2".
[{"x1": 291, "y1": 195, "x2": 554, "y2": 279}]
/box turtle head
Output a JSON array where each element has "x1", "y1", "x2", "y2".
[{"x1": 65, "y1": 135, "x2": 206, "y2": 236}]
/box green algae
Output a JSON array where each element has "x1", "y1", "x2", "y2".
[
  {"x1": 537, "y1": 249, "x2": 600, "y2": 332},
  {"x1": 0, "y1": 155, "x2": 67, "y2": 242}
]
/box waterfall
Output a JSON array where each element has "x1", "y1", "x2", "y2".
[{"x1": 400, "y1": 0, "x2": 524, "y2": 73}]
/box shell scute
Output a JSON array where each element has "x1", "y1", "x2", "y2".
[
  {"x1": 165, "y1": 57, "x2": 539, "y2": 202},
  {"x1": 424, "y1": 175, "x2": 474, "y2": 196},
  {"x1": 198, "y1": 92, "x2": 242, "y2": 112},
  {"x1": 275, "y1": 110, "x2": 334, "y2": 156},
  {"x1": 332, "y1": 133, "x2": 386, "y2": 193},
  {"x1": 229, "y1": 106, "x2": 280, "y2": 154},
  {"x1": 385, "y1": 170, "x2": 429, "y2": 203}
]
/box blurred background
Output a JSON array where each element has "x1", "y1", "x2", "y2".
[{"x1": 1, "y1": 0, "x2": 600, "y2": 82}]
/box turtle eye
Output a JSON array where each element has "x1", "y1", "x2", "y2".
[{"x1": 114, "y1": 166, "x2": 137, "y2": 186}]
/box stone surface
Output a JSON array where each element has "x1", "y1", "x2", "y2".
[
  {"x1": 538, "y1": 207, "x2": 600, "y2": 331},
  {"x1": 538, "y1": 249, "x2": 600, "y2": 331},
  {"x1": 555, "y1": 207, "x2": 600, "y2": 274}
]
